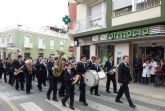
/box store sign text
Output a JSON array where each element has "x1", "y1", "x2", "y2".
[{"x1": 107, "y1": 27, "x2": 149, "y2": 40}]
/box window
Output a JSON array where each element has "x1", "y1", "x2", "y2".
[
  {"x1": 60, "y1": 40, "x2": 64, "y2": 50},
  {"x1": 8, "y1": 34, "x2": 12, "y2": 43},
  {"x1": 38, "y1": 38, "x2": 43, "y2": 46},
  {"x1": 50, "y1": 39, "x2": 54, "y2": 49},
  {"x1": 88, "y1": 1, "x2": 105, "y2": 27},
  {"x1": 136, "y1": 0, "x2": 161, "y2": 11},
  {"x1": 113, "y1": 6, "x2": 132, "y2": 16},
  {"x1": 0, "y1": 36, "x2": 2, "y2": 44},
  {"x1": 3, "y1": 36, "x2": 7, "y2": 43},
  {"x1": 24, "y1": 35, "x2": 31, "y2": 44}
]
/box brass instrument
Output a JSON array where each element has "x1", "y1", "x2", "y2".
[
  {"x1": 14, "y1": 65, "x2": 24, "y2": 75},
  {"x1": 25, "y1": 59, "x2": 33, "y2": 74},
  {"x1": 53, "y1": 50, "x2": 65, "y2": 77},
  {"x1": 71, "y1": 75, "x2": 81, "y2": 85}
]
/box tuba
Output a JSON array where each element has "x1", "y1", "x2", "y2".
[
  {"x1": 53, "y1": 50, "x2": 65, "y2": 77},
  {"x1": 25, "y1": 59, "x2": 33, "y2": 74}
]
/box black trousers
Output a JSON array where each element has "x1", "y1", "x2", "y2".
[
  {"x1": 59, "y1": 78, "x2": 65, "y2": 96},
  {"x1": 15, "y1": 73, "x2": 24, "y2": 90},
  {"x1": 3, "y1": 70, "x2": 7, "y2": 83},
  {"x1": 25, "y1": 73, "x2": 32, "y2": 93},
  {"x1": 79, "y1": 79, "x2": 86, "y2": 103},
  {"x1": 62, "y1": 87, "x2": 74, "y2": 107},
  {"x1": 90, "y1": 84, "x2": 99, "y2": 95},
  {"x1": 8, "y1": 70, "x2": 14, "y2": 85},
  {"x1": 106, "y1": 74, "x2": 117, "y2": 92},
  {"x1": 142, "y1": 77, "x2": 149, "y2": 85},
  {"x1": 151, "y1": 75, "x2": 155, "y2": 83},
  {"x1": 134, "y1": 69, "x2": 142, "y2": 83},
  {"x1": 37, "y1": 72, "x2": 44, "y2": 90},
  {"x1": 47, "y1": 73, "x2": 58, "y2": 99},
  {"x1": 116, "y1": 83, "x2": 134, "y2": 106}
]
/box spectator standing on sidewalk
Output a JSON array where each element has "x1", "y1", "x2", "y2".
[
  {"x1": 149, "y1": 58, "x2": 157, "y2": 84},
  {"x1": 155, "y1": 63, "x2": 162, "y2": 87},
  {"x1": 160, "y1": 59, "x2": 165, "y2": 86},
  {"x1": 115, "y1": 55, "x2": 136, "y2": 109},
  {"x1": 142, "y1": 59, "x2": 150, "y2": 85}
]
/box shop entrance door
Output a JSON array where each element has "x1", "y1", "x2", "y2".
[{"x1": 81, "y1": 46, "x2": 90, "y2": 60}]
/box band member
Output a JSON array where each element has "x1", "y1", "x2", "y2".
[
  {"x1": 43, "y1": 58, "x2": 48, "y2": 86},
  {"x1": 104, "y1": 56, "x2": 117, "y2": 93},
  {"x1": 35, "y1": 56, "x2": 46, "y2": 91},
  {"x1": 90, "y1": 57, "x2": 101, "y2": 96},
  {"x1": 87, "y1": 56, "x2": 95, "y2": 69},
  {"x1": 47, "y1": 56, "x2": 58, "y2": 101},
  {"x1": 24, "y1": 59, "x2": 33, "y2": 94},
  {"x1": 58, "y1": 58, "x2": 67, "y2": 97},
  {"x1": 61, "y1": 63, "x2": 76, "y2": 110},
  {"x1": 115, "y1": 55, "x2": 136, "y2": 108},
  {"x1": 3, "y1": 58, "x2": 8, "y2": 83},
  {"x1": 76, "y1": 55, "x2": 88, "y2": 106},
  {"x1": 0, "y1": 59, "x2": 4, "y2": 82},
  {"x1": 14, "y1": 55, "x2": 25, "y2": 90},
  {"x1": 6, "y1": 58, "x2": 14, "y2": 85}
]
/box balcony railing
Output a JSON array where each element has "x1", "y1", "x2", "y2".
[
  {"x1": 38, "y1": 44, "x2": 46, "y2": 49},
  {"x1": 74, "y1": 12, "x2": 106, "y2": 34},
  {"x1": 24, "y1": 43, "x2": 33, "y2": 48},
  {"x1": 0, "y1": 43, "x2": 7, "y2": 48}
]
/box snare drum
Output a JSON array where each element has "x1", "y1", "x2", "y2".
[
  {"x1": 84, "y1": 70, "x2": 99, "y2": 87},
  {"x1": 98, "y1": 71, "x2": 106, "y2": 79}
]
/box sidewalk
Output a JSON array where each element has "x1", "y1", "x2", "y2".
[{"x1": 99, "y1": 79, "x2": 165, "y2": 100}]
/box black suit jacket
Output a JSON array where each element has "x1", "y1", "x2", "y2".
[
  {"x1": 64, "y1": 70, "x2": 74, "y2": 90},
  {"x1": 104, "y1": 60, "x2": 114, "y2": 72},
  {"x1": 90, "y1": 63, "x2": 101, "y2": 72},
  {"x1": 76, "y1": 62, "x2": 88, "y2": 75},
  {"x1": 14, "y1": 60, "x2": 25, "y2": 70},
  {"x1": 118, "y1": 62, "x2": 132, "y2": 84}
]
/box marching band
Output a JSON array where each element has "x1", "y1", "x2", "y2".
[{"x1": 0, "y1": 51, "x2": 136, "y2": 110}]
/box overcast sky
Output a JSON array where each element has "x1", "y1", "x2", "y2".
[{"x1": 0, "y1": 0, "x2": 68, "y2": 29}]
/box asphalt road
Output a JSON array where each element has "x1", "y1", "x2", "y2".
[{"x1": 0, "y1": 80, "x2": 165, "y2": 111}]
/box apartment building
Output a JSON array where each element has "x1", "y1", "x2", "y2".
[
  {"x1": 70, "y1": 0, "x2": 165, "y2": 66},
  {"x1": 0, "y1": 25, "x2": 73, "y2": 59}
]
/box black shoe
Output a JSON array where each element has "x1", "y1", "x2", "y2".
[
  {"x1": 26, "y1": 92, "x2": 31, "y2": 94},
  {"x1": 61, "y1": 100, "x2": 66, "y2": 107},
  {"x1": 90, "y1": 92, "x2": 93, "y2": 95},
  {"x1": 95, "y1": 94, "x2": 100, "y2": 96},
  {"x1": 83, "y1": 102, "x2": 88, "y2": 106},
  {"x1": 114, "y1": 91, "x2": 118, "y2": 94},
  {"x1": 69, "y1": 106, "x2": 75, "y2": 110},
  {"x1": 106, "y1": 90, "x2": 111, "y2": 93},
  {"x1": 47, "y1": 96, "x2": 50, "y2": 100},
  {"x1": 130, "y1": 104, "x2": 136, "y2": 108},
  {"x1": 52, "y1": 98, "x2": 58, "y2": 102},
  {"x1": 115, "y1": 100, "x2": 123, "y2": 103}
]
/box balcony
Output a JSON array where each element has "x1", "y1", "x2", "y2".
[
  {"x1": 24, "y1": 43, "x2": 33, "y2": 48},
  {"x1": 74, "y1": 12, "x2": 106, "y2": 34},
  {"x1": 76, "y1": 0, "x2": 97, "y2": 4},
  {"x1": 38, "y1": 44, "x2": 46, "y2": 49},
  {"x1": 0, "y1": 43, "x2": 7, "y2": 48}
]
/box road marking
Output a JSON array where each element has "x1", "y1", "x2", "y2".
[
  {"x1": 20, "y1": 102, "x2": 44, "y2": 111},
  {"x1": 0, "y1": 92, "x2": 20, "y2": 111},
  {"x1": 85, "y1": 91, "x2": 159, "y2": 111},
  {"x1": 74, "y1": 95, "x2": 119, "y2": 111},
  {"x1": 46, "y1": 100, "x2": 81, "y2": 111}
]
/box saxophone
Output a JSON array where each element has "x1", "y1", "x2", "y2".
[{"x1": 53, "y1": 50, "x2": 65, "y2": 77}]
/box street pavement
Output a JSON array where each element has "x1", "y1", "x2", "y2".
[{"x1": 0, "y1": 79, "x2": 165, "y2": 111}]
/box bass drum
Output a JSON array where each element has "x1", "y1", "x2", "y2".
[
  {"x1": 84, "y1": 70, "x2": 99, "y2": 87},
  {"x1": 98, "y1": 71, "x2": 106, "y2": 79}
]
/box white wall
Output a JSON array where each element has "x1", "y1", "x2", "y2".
[
  {"x1": 76, "y1": 46, "x2": 81, "y2": 62},
  {"x1": 112, "y1": 6, "x2": 161, "y2": 26},
  {"x1": 114, "y1": 43, "x2": 129, "y2": 66},
  {"x1": 79, "y1": 37, "x2": 92, "y2": 46}
]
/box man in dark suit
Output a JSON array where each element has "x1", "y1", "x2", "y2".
[
  {"x1": 76, "y1": 55, "x2": 88, "y2": 106},
  {"x1": 115, "y1": 55, "x2": 136, "y2": 108},
  {"x1": 90, "y1": 57, "x2": 101, "y2": 96},
  {"x1": 61, "y1": 63, "x2": 75, "y2": 110},
  {"x1": 104, "y1": 56, "x2": 117, "y2": 93},
  {"x1": 14, "y1": 55, "x2": 25, "y2": 90}
]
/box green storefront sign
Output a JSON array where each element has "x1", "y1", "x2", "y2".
[{"x1": 107, "y1": 27, "x2": 149, "y2": 40}]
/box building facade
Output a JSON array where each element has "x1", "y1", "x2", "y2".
[
  {"x1": 0, "y1": 26, "x2": 73, "y2": 60},
  {"x1": 71, "y1": 0, "x2": 165, "y2": 67}
]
